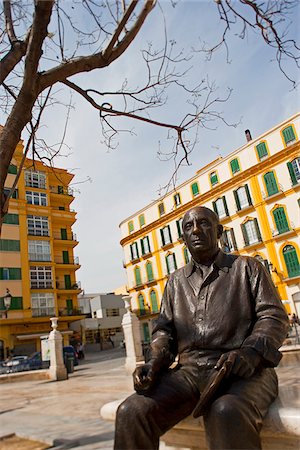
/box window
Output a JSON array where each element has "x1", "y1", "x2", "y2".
[
  {"x1": 174, "y1": 193, "x2": 181, "y2": 207},
  {"x1": 138, "y1": 294, "x2": 146, "y2": 315},
  {"x1": 221, "y1": 229, "x2": 237, "y2": 253},
  {"x1": 134, "y1": 266, "x2": 142, "y2": 286},
  {"x1": 31, "y1": 293, "x2": 55, "y2": 317},
  {"x1": 166, "y1": 253, "x2": 177, "y2": 274},
  {"x1": 282, "y1": 125, "x2": 296, "y2": 146},
  {"x1": 139, "y1": 214, "x2": 145, "y2": 227},
  {"x1": 283, "y1": 245, "x2": 300, "y2": 278},
  {"x1": 30, "y1": 266, "x2": 52, "y2": 289},
  {"x1": 287, "y1": 158, "x2": 300, "y2": 185},
  {"x1": 183, "y1": 247, "x2": 190, "y2": 264},
  {"x1": 8, "y1": 164, "x2": 18, "y2": 174},
  {"x1": 210, "y1": 172, "x2": 219, "y2": 186},
  {"x1": 230, "y1": 158, "x2": 240, "y2": 174},
  {"x1": 4, "y1": 187, "x2": 18, "y2": 199},
  {"x1": 27, "y1": 215, "x2": 49, "y2": 236},
  {"x1": 141, "y1": 236, "x2": 151, "y2": 255},
  {"x1": 130, "y1": 242, "x2": 139, "y2": 260},
  {"x1": 128, "y1": 221, "x2": 134, "y2": 234},
  {"x1": 150, "y1": 290, "x2": 159, "y2": 313},
  {"x1": 191, "y1": 182, "x2": 199, "y2": 196},
  {"x1": 146, "y1": 262, "x2": 154, "y2": 282},
  {"x1": 176, "y1": 218, "x2": 183, "y2": 238},
  {"x1": 64, "y1": 274, "x2": 71, "y2": 289},
  {"x1": 241, "y1": 219, "x2": 262, "y2": 246},
  {"x1": 106, "y1": 308, "x2": 120, "y2": 317},
  {"x1": 0, "y1": 267, "x2": 21, "y2": 280},
  {"x1": 234, "y1": 185, "x2": 252, "y2": 210},
  {"x1": 26, "y1": 191, "x2": 47, "y2": 206},
  {"x1": 255, "y1": 142, "x2": 268, "y2": 160},
  {"x1": 273, "y1": 207, "x2": 289, "y2": 234},
  {"x1": 158, "y1": 202, "x2": 165, "y2": 216},
  {"x1": 212, "y1": 197, "x2": 229, "y2": 219},
  {"x1": 160, "y1": 225, "x2": 172, "y2": 246},
  {"x1": 0, "y1": 239, "x2": 20, "y2": 251},
  {"x1": 264, "y1": 172, "x2": 279, "y2": 196},
  {"x1": 25, "y1": 170, "x2": 46, "y2": 189},
  {"x1": 3, "y1": 213, "x2": 19, "y2": 225},
  {"x1": 28, "y1": 240, "x2": 51, "y2": 261}
]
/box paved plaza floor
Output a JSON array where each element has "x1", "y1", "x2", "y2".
[{"x1": 0, "y1": 348, "x2": 133, "y2": 450}]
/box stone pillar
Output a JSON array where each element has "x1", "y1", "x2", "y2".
[
  {"x1": 122, "y1": 296, "x2": 144, "y2": 373},
  {"x1": 48, "y1": 317, "x2": 67, "y2": 381}
]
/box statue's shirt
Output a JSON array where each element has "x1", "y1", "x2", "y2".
[{"x1": 151, "y1": 251, "x2": 289, "y2": 368}]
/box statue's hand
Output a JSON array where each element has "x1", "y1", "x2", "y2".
[
  {"x1": 215, "y1": 348, "x2": 262, "y2": 378},
  {"x1": 133, "y1": 363, "x2": 158, "y2": 393}
]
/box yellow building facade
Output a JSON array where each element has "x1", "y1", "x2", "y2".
[
  {"x1": 120, "y1": 113, "x2": 300, "y2": 341},
  {"x1": 0, "y1": 139, "x2": 82, "y2": 359}
]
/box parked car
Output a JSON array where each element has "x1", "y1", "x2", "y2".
[{"x1": 1, "y1": 356, "x2": 29, "y2": 373}]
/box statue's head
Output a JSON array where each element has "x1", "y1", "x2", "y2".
[{"x1": 182, "y1": 206, "x2": 223, "y2": 263}]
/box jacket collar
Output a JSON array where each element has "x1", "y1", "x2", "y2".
[{"x1": 183, "y1": 250, "x2": 230, "y2": 277}]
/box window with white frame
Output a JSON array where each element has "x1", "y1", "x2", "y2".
[
  {"x1": 27, "y1": 215, "x2": 49, "y2": 236},
  {"x1": 234, "y1": 185, "x2": 252, "y2": 210},
  {"x1": 242, "y1": 219, "x2": 261, "y2": 246},
  {"x1": 141, "y1": 236, "x2": 151, "y2": 255},
  {"x1": 28, "y1": 240, "x2": 51, "y2": 261},
  {"x1": 25, "y1": 170, "x2": 46, "y2": 189},
  {"x1": 130, "y1": 242, "x2": 139, "y2": 260},
  {"x1": 221, "y1": 229, "x2": 237, "y2": 253},
  {"x1": 26, "y1": 191, "x2": 47, "y2": 206},
  {"x1": 30, "y1": 265, "x2": 52, "y2": 288},
  {"x1": 160, "y1": 225, "x2": 172, "y2": 246},
  {"x1": 31, "y1": 293, "x2": 55, "y2": 317},
  {"x1": 166, "y1": 253, "x2": 177, "y2": 274},
  {"x1": 213, "y1": 197, "x2": 229, "y2": 218},
  {"x1": 176, "y1": 218, "x2": 183, "y2": 238}
]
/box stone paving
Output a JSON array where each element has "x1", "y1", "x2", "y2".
[{"x1": 0, "y1": 348, "x2": 133, "y2": 450}]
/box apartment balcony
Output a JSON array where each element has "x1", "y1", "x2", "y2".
[
  {"x1": 49, "y1": 186, "x2": 74, "y2": 196},
  {"x1": 54, "y1": 256, "x2": 80, "y2": 265},
  {"x1": 53, "y1": 232, "x2": 77, "y2": 242},
  {"x1": 58, "y1": 307, "x2": 85, "y2": 317},
  {"x1": 56, "y1": 280, "x2": 81, "y2": 291}
]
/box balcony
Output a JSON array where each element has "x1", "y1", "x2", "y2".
[
  {"x1": 58, "y1": 307, "x2": 85, "y2": 317},
  {"x1": 29, "y1": 253, "x2": 51, "y2": 262},
  {"x1": 56, "y1": 280, "x2": 81, "y2": 291},
  {"x1": 53, "y1": 232, "x2": 77, "y2": 241},
  {"x1": 49, "y1": 186, "x2": 74, "y2": 196},
  {"x1": 31, "y1": 307, "x2": 55, "y2": 317},
  {"x1": 54, "y1": 256, "x2": 80, "y2": 265}
]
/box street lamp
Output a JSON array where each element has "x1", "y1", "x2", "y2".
[{"x1": 3, "y1": 288, "x2": 12, "y2": 318}]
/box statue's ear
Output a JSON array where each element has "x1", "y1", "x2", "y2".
[{"x1": 217, "y1": 224, "x2": 223, "y2": 239}]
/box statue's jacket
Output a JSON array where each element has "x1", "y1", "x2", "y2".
[{"x1": 150, "y1": 251, "x2": 289, "y2": 370}]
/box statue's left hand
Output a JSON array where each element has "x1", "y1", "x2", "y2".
[
  {"x1": 215, "y1": 348, "x2": 262, "y2": 378},
  {"x1": 133, "y1": 363, "x2": 158, "y2": 393}
]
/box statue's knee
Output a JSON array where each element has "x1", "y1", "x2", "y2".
[
  {"x1": 209, "y1": 396, "x2": 239, "y2": 422},
  {"x1": 116, "y1": 398, "x2": 133, "y2": 422}
]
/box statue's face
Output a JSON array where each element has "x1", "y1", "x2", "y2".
[{"x1": 182, "y1": 207, "x2": 222, "y2": 262}]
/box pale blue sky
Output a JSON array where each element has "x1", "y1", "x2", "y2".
[{"x1": 3, "y1": 1, "x2": 300, "y2": 292}]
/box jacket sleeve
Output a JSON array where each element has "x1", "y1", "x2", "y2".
[
  {"x1": 241, "y1": 259, "x2": 289, "y2": 367},
  {"x1": 148, "y1": 277, "x2": 178, "y2": 370}
]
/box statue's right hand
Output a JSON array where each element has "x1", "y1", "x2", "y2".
[{"x1": 133, "y1": 363, "x2": 157, "y2": 393}]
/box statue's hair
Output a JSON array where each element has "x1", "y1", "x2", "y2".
[{"x1": 183, "y1": 206, "x2": 220, "y2": 225}]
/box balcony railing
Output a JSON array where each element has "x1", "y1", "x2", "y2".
[
  {"x1": 30, "y1": 281, "x2": 53, "y2": 289},
  {"x1": 54, "y1": 256, "x2": 79, "y2": 265},
  {"x1": 58, "y1": 307, "x2": 84, "y2": 317},
  {"x1": 29, "y1": 253, "x2": 51, "y2": 262},
  {"x1": 53, "y1": 232, "x2": 77, "y2": 241},
  {"x1": 49, "y1": 186, "x2": 74, "y2": 196},
  {"x1": 56, "y1": 280, "x2": 81, "y2": 290},
  {"x1": 31, "y1": 307, "x2": 55, "y2": 317}
]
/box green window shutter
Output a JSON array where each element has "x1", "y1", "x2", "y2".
[
  {"x1": 174, "y1": 254, "x2": 177, "y2": 270},
  {"x1": 212, "y1": 201, "x2": 217, "y2": 215},
  {"x1": 146, "y1": 263, "x2": 154, "y2": 281},
  {"x1": 8, "y1": 164, "x2": 18, "y2": 174},
  {"x1": 254, "y1": 218, "x2": 262, "y2": 241},
  {"x1": 10, "y1": 297, "x2": 23, "y2": 310},
  {"x1": 62, "y1": 251, "x2": 69, "y2": 264},
  {"x1": 160, "y1": 229, "x2": 165, "y2": 246},
  {"x1": 191, "y1": 182, "x2": 199, "y2": 196},
  {"x1": 241, "y1": 223, "x2": 249, "y2": 246},
  {"x1": 9, "y1": 268, "x2": 22, "y2": 280},
  {"x1": 66, "y1": 298, "x2": 73, "y2": 313},
  {"x1": 234, "y1": 190, "x2": 241, "y2": 211},
  {"x1": 283, "y1": 126, "x2": 296, "y2": 145},
  {"x1": 287, "y1": 162, "x2": 297, "y2": 185},
  {"x1": 264, "y1": 172, "x2": 279, "y2": 196},
  {"x1": 0, "y1": 239, "x2": 20, "y2": 251},
  {"x1": 128, "y1": 221, "x2": 134, "y2": 233},
  {"x1": 273, "y1": 208, "x2": 289, "y2": 233},
  {"x1": 3, "y1": 213, "x2": 19, "y2": 225},
  {"x1": 135, "y1": 267, "x2": 142, "y2": 286},
  {"x1": 210, "y1": 173, "x2": 218, "y2": 185},
  {"x1": 176, "y1": 220, "x2": 183, "y2": 238},
  {"x1": 184, "y1": 248, "x2": 190, "y2": 264},
  {"x1": 143, "y1": 323, "x2": 150, "y2": 342},
  {"x1": 245, "y1": 185, "x2": 252, "y2": 205},
  {"x1": 140, "y1": 239, "x2": 145, "y2": 255},
  {"x1": 64, "y1": 274, "x2": 71, "y2": 289},
  {"x1": 256, "y1": 142, "x2": 268, "y2": 159},
  {"x1": 230, "y1": 159, "x2": 240, "y2": 174},
  {"x1": 138, "y1": 294, "x2": 145, "y2": 315},
  {"x1": 283, "y1": 245, "x2": 300, "y2": 277},
  {"x1": 150, "y1": 290, "x2": 159, "y2": 313},
  {"x1": 0, "y1": 297, "x2": 4, "y2": 310},
  {"x1": 139, "y1": 215, "x2": 145, "y2": 227},
  {"x1": 61, "y1": 228, "x2": 67, "y2": 240},
  {"x1": 222, "y1": 196, "x2": 229, "y2": 216}
]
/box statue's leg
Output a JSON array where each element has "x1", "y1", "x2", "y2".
[
  {"x1": 114, "y1": 366, "x2": 199, "y2": 450},
  {"x1": 204, "y1": 367, "x2": 278, "y2": 450}
]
